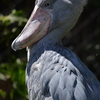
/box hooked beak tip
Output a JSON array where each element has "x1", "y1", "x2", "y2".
[
  {"x1": 11, "y1": 40, "x2": 21, "y2": 51},
  {"x1": 11, "y1": 41, "x2": 17, "y2": 51}
]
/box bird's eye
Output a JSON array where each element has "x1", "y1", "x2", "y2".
[{"x1": 44, "y1": 3, "x2": 51, "y2": 7}]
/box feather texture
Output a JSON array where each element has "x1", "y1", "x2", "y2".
[{"x1": 26, "y1": 46, "x2": 100, "y2": 100}]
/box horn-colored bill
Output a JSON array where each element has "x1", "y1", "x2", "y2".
[{"x1": 11, "y1": 5, "x2": 51, "y2": 51}]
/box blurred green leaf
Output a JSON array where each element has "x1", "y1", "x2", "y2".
[{"x1": 0, "y1": 89, "x2": 6, "y2": 99}]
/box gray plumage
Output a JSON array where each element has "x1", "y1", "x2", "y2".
[
  {"x1": 26, "y1": 43, "x2": 100, "y2": 100},
  {"x1": 11, "y1": 0, "x2": 100, "y2": 99}
]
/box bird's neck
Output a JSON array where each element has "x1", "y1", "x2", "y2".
[
  {"x1": 27, "y1": 26, "x2": 66, "y2": 62},
  {"x1": 26, "y1": 24, "x2": 70, "y2": 75},
  {"x1": 27, "y1": 40, "x2": 59, "y2": 61},
  {"x1": 26, "y1": 38, "x2": 61, "y2": 75}
]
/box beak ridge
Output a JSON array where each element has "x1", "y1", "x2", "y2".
[{"x1": 11, "y1": 5, "x2": 52, "y2": 50}]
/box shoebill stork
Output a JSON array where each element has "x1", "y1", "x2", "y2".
[{"x1": 11, "y1": 0, "x2": 100, "y2": 99}]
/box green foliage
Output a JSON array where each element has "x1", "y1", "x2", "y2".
[
  {"x1": 0, "y1": 10, "x2": 27, "y2": 26},
  {"x1": 0, "y1": 9, "x2": 28, "y2": 100},
  {"x1": 0, "y1": 89, "x2": 6, "y2": 99},
  {"x1": 0, "y1": 59, "x2": 28, "y2": 100}
]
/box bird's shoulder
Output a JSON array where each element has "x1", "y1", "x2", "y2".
[
  {"x1": 29, "y1": 48, "x2": 100, "y2": 100},
  {"x1": 37, "y1": 50, "x2": 86, "y2": 100},
  {"x1": 30, "y1": 50, "x2": 81, "y2": 99}
]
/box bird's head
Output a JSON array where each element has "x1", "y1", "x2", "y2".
[{"x1": 11, "y1": 0, "x2": 87, "y2": 51}]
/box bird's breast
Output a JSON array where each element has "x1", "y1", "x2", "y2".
[{"x1": 26, "y1": 50, "x2": 77, "y2": 100}]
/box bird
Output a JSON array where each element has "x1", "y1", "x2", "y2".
[{"x1": 11, "y1": 0, "x2": 100, "y2": 100}]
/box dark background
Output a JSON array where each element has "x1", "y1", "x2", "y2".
[{"x1": 0, "y1": 0, "x2": 100, "y2": 100}]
